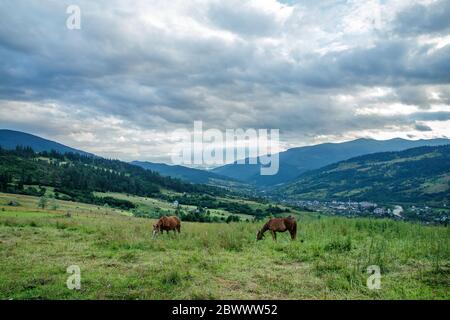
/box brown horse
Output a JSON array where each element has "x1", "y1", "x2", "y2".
[
  {"x1": 152, "y1": 216, "x2": 181, "y2": 238},
  {"x1": 257, "y1": 216, "x2": 297, "y2": 241}
]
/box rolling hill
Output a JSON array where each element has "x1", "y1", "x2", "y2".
[
  {"x1": 213, "y1": 138, "x2": 450, "y2": 187},
  {"x1": 0, "y1": 129, "x2": 94, "y2": 156},
  {"x1": 0, "y1": 129, "x2": 249, "y2": 194},
  {"x1": 278, "y1": 144, "x2": 450, "y2": 204},
  {"x1": 0, "y1": 147, "x2": 224, "y2": 210}
]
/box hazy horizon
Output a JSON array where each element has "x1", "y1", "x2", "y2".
[{"x1": 1, "y1": 128, "x2": 449, "y2": 168}]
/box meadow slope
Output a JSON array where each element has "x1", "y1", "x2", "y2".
[{"x1": 0, "y1": 193, "x2": 448, "y2": 300}]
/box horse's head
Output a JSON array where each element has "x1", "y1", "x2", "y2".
[
  {"x1": 256, "y1": 229, "x2": 265, "y2": 241},
  {"x1": 152, "y1": 223, "x2": 161, "y2": 238}
]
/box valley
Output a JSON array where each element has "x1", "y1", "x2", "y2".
[
  {"x1": 1, "y1": 131, "x2": 449, "y2": 224},
  {"x1": 0, "y1": 130, "x2": 449, "y2": 300}
]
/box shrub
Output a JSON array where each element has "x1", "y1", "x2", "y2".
[{"x1": 325, "y1": 237, "x2": 352, "y2": 253}]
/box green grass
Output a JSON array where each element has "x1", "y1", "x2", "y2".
[
  {"x1": 0, "y1": 193, "x2": 448, "y2": 300},
  {"x1": 94, "y1": 191, "x2": 289, "y2": 221}
]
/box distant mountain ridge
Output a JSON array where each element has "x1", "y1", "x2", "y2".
[
  {"x1": 3, "y1": 129, "x2": 450, "y2": 198},
  {"x1": 278, "y1": 144, "x2": 450, "y2": 204},
  {"x1": 131, "y1": 161, "x2": 236, "y2": 185},
  {"x1": 0, "y1": 129, "x2": 94, "y2": 156},
  {"x1": 212, "y1": 138, "x2": 450, "y2": 187}
]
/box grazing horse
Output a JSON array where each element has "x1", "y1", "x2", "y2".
[
  {"x1": 153, "y1": 216, "x2": 181, "y2": 238},
  {"x1": 257, "y1": 216, "x2": 297, "y2": 241}
]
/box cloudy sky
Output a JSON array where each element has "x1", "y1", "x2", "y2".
[{"x1": 1, "y1": 0, "x2": 450, "y2": 163}]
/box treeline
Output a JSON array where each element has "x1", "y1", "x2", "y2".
[
  {"x1": 0, "y1": 181, "x2": 136, "y2": 210},
  {"x1": 160, "y1": 193, "x2": 289, "y2": 218},
  {"x1": 0, "y1": 146, "x2": 224, "y2": 205},
  {"x1": 54, "y1": 188, "x2": 136, "y2": 210},
  {"x1": 131, "y1": 205, "x2": 242, "y2": 223},
  {"x1": 178, "y1": 207, "x2": 241, "y2": 223}
]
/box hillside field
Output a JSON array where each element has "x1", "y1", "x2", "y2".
[
  {"x1": 92, "y1": 191, "x2": 257, "y2": 221},
  {"x1": 0, "y1": 193, "x2": 448, "y2": 299}
]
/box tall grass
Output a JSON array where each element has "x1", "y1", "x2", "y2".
[{"x1": 0, "y1": 208, "x2": 448, "y2": 299}]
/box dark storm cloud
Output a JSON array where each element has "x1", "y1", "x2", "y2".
[
  {"x1": 292, "y1": 40, "x2": 450, "y2": 88},
  {"x1": 411, "y1": 111, "x2": 450, "y2": 122},
  {"x1": 414, "y1": 123, "x2": 432, "y2": 132},
  {"x1": 393, "y1": 0, "x2": 450, "y2": 36},
  {"x1": 394, "y1": 86, "x2": 432, "y2": 109}
]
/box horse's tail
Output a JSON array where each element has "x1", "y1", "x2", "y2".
[{"x1": 291, "y1": 220, "x2": 297, "y2": 240}]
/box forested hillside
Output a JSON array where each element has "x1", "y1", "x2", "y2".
[
  {"x1": 280, "y1": 145, "x2": 450, "y2": 204},
  {"x1": 0, "y1": 147, "x2": 223, "y2": 208},
  {"x1": 132, "y1": 160, "x2": 236, "y2": 184},
  {"x1": 213, "y1": 138, "x2": 450, "y2": 187}
]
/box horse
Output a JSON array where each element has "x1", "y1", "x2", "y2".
[
  {"x1": 257, "y1": 216, "x2": 297, "y2": 241},
  {"x1": 152, "y1": 216, "x2": 181, "y2": 238}
]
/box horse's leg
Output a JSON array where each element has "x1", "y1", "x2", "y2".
[
  {"x1": 177, "y1": 225, "x2": 181, "y2": 233},
  {"x1": 271, "y1": 230, "x2": 277, "y2": 241}
]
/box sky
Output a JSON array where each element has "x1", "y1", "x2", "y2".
[{"x1": 0, "y1": 0, "x2": 450, "y2": 163}]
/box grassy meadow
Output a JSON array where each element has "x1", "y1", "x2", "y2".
[{"x1": 0, "y1": 193, "x2": 448, "y2": 300}]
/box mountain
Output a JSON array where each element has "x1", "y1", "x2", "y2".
[
  {"x1": 278, "y1": 144, "x2": 450, "y2": 204},
  {"x1": 212, "y1": 138, "x2": 450, "y2": 187},
  {"x1": 0, "y1": 129, "x2": 225, "y2": 199},
  {"x1": 0, "y1": 129, "x2": 94, "y2": 156},
  {"x1": 131, "y1": 161, "x2": 235, "y2": 184}
]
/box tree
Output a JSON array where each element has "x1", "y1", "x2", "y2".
[
  {"x1": 50, "y1": 197, "x2": 59, "y2": 210},
  {"x1": 38, "y1": 196, "x2": 48, "y2": 209},
  {"x1": 226, "y1": 215, "x2": 240, "y2": 223}
]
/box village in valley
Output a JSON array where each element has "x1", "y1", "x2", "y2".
[{"x1": 280, "y1": 199, "x2": 449, "y2": 225}]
